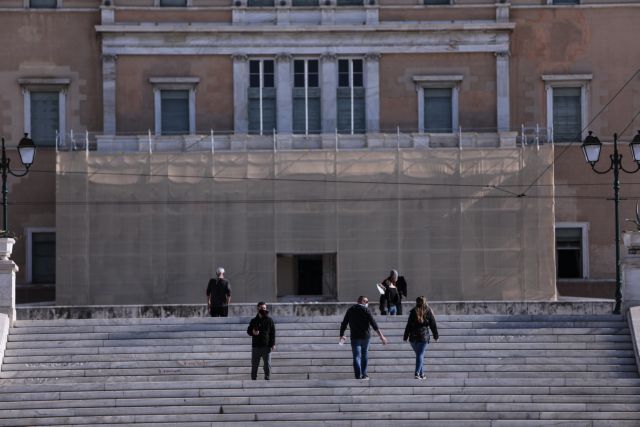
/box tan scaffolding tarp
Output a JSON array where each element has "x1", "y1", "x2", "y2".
[{"x1": 56, "y1": 146, "x2": 556, "y2": 305}]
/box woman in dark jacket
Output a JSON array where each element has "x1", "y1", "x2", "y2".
[{"x1": 403, "y1": 296, "x2": 439, "y2": 380}]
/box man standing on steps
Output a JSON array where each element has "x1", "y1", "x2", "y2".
[
  {"x1": 206, "y1": 267, "x2": 231, "y2": 317},
  {"x1": 340, "y1": 296, "x2": 388, "y2": 380},
  {"x1": 247, "y1": 301, "x2": 276, "y2": 380}
]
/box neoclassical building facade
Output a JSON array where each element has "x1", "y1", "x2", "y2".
[{"x1": 1, "y1": 0, "x2": 639, "y2": 304}]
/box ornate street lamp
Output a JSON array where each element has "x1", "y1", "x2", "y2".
[
  {"x1": 581, "y1": 130, "x2": 640, "y2": 314},
  {"x1": 1, "y1": 134, "x2": 37, "y2": 237}
]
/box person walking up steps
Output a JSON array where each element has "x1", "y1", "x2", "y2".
[
  {"x1": 340, "y1": 296, "x2": 388, "y2": 380},
  {"x1": 403, "y1": 296, "x2": 439, "y2": 380},
  {"x1": 206, "y1": 267, "x2": 231, "y2": 317},
  {"x1": 247, "y1": 301, "x2": 276, "y2": 380}
]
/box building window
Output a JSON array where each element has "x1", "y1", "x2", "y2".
[
  {"x1": 30, "y1": 91, "x2": 60, "y2": 146},
  {"x1": 27, "y1": 230, "x2": 56, "y2": 284},
  {"x1": 556, "y1": 223, "x2": 589, "y2": 279},
  {"x1": 150, "y1": 77, "x2": 198, "y2": 136},
  {"x1": 542, "y1": 74, "x2": 591, "y2": 144},
  {"x1": 292, "y1": 0, "x2": 317, "y2": 5},
  {"x1": 29, "y1": 0, "x2": 58, "y2": 8},
  {"x1": 337, "y1": 0, "x2": 363, "y2": 5},
  {"x1": 413, "y1": 75, "x2": 462, "y2": 134},
  {"x1": 19, "y1": 79, "x2": 70, "y2": 147},
  {"x1": 552, "y1": 87, "x2": 582, "y2": 143},
  {"x1": 424, "y1": 88, "x2": 453, "y2": 133},
  {"x1": 160, "y1": 90, "x2": 189, "y2": 135},
  {"x1": 337, "y1": 59, "x2": 365, "y2": 134},
  {"x1": 424, "y1": 0, "x2": 450, "y2": 4},
  {"x1": 293, "y1": 59, "x2": 321, "y2": 135},
  {"x1": 551, "y1": 0, "x2": 579, "y2": 4},
  {"x1": 249, "y1": 59, "x2": 276, "y2": 135},
  {"x1": 159, "y1": 0, "x2": 188, "y2": 6},
  {"x1": 248, "y1": 0, "x2": 275, "y2": 6},
  {"x1": 277, "y1": 253, "x2": 337, "y2": 299}
]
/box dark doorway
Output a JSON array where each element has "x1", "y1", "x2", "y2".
[
  {"x1": 277, "y1": 253, "x2": 337, "y2": 300},
  {"x1": 297, "y1": 255, "x2": 323, "y2": 295}
]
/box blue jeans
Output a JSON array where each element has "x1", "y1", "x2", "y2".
[
  {"x1": 388, "y1": 305, "x2": 398, "y2": 315},
  {"x1": 410, "y1": 341, "x2": 428, "y2": 376},
  {"x1": 350, "y1": 338, "x2": 370, "y2": 379}
]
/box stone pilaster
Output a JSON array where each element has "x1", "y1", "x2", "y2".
[
  {"x1": 233, "y1": 54, "x2": 250, "y2": 134},
  {"x1": 102, "y1": 54, "x2": 117, "y2": 135},
  {"x1": 321, "y1": 53, "x2": 337, "y2": 134},
  {"x1": 276, "y1": 53, "x2": 293, "y2": 134},
  {"x1": 365, "y1": 53, "x2": 380, "y2": 133},
  {"x1": 495, "y1": 51, "x2": 510, "y2": 132}
]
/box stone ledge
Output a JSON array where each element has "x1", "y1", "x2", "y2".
[{"x1": 15, "y1": 300, "x2": 615, "y2": 320}]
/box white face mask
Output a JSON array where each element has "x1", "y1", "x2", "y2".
[{"x1": 361, "y1": 303, "x2": 369, "y2": 308}]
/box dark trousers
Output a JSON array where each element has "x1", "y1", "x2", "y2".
[
  {"x1": 210, "y1": 305, "x2": 228, "y2": 317},
  {"x1": 251, "y1": 346, "x2": 272, "y2": 380}
]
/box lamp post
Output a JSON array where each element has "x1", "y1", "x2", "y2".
[
  {"x1": 581, "y1": 130, "x2": 640, "y2": 314},
  {"x1": 1, "y1": 133, "x2": 37, "y2": 238}
]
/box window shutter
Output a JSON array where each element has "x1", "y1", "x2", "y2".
[
  {"x1": 161, "y1": 90, "x2": 189, "y2": 135},
  {"x1": 307, "y1": 88, "x2": 322, "y2": 134},
  {"x1": 159, "y1": 0, "x2": 187, "y2": 5},
  {"x1": 248, "y1": 0, "x2": 275, "y2": 6},
  {"x1": 292, "y1": 89, "x2": 307, "y2": 135},
  {"x1": 248, "y1": 88, "x2": 276, "y2": 135},
  {"x1": 553, "y1": 87, "x2": 581, "y2": 142},
  {"x1": 424, "y1": 88, "x2": 452, "y2": 133},
  {"x1": 32, "y1": 232, "x2": 56, "y2": 284},
  {"x1": 353, "y1": 88, "x2": 366, "y2": 134},
  {"x1": 262, "y1": 88, "x2": 277, "y2": 135},
  {"x1": 293, "y1": 88, "x2": 321, "y2": 134},
  {"x1": 30, "y1": 91, "x2": 59, "y2": 147},
  {"x1": 337, "y1": 88, "x2": 352, "y2": 133},
  {"x1": 30, "y1": 0, "x2": 57, "y2": 8}
]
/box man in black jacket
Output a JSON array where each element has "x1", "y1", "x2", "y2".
[
  {"x1": 340, "y1": 296, "x2": 388, "y2": 379},
  {"x1": 247, "y1": 301, "x2": 276, "y2": 380},
  {"x1": 206, "y1": 267, "x2": 231, "y2": 317}
]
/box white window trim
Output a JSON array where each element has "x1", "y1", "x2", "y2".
[
  {"x1": 249, "y1": 59, "x2": 276, "y2": 136},
  {"x1": 556, "y1": 222, "x2": 589, "y2": 279},
  {"x1": 543, "y1": 74, "x2": 592, "y2": 143},
  {"x1": 414, "y1": 75, "x2": 462, "y2": 133},
  {"x1": 19, "y1": 78, "x2": 70, "y2": 146},
  {"x1": 150, "y1": 77, "x2": 199, "y2": 136},
  {"x1": 25, "y1": 0, "x2": 62, "y2": 7},
  {"x1": 25, "y1": 227, "x2": 56, "y2": 285},
  {"x1": 154, "y1": 0, "x2": 193, "y2": 6},
  {"x1": 293, "y1": 58, "x2": 320, "y2": 135}
]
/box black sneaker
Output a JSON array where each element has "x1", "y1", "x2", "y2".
[{"x1": 265, "y1": 377, "x2": 270, "y2": 380}]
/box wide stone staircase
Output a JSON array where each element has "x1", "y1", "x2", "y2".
[{"x1": 0, "y1": 314, "x2": 639, "y2": 426}]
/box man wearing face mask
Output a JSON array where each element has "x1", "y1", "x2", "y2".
[
  {"x1": 247, "y1": 302, "x2": 276, "y2": 380},
  {"x1": 340, "y1": 296, "x2": 388, "y2": 379}
]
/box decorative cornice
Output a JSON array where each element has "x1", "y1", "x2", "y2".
[
  {"x1": 232, "y1": 53, "x2": 249, "y2": 61},
  {"x1": 364, "y1": 52, "x2": 381, "y2": 61},
  {"x1": 18, "y1": 78, "x2": 71, "y2": 86}
]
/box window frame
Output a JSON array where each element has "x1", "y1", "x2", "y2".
[
  {"x1": 155, "y1": 0, "x2": 192, "y2": 6},
  {"x1": 542, "y1": 74, "x2": 591, "y2": 143},
  {"x1": 337, "y1": 57, "x2": 365, "y2": 135},
  {"x1": 413, "y1": 75, "x2": 462, "y2": 133},
  {"x1": 25, "y1": 227, "x2": 56, "y2": 285},
  {"x1": 19, "y1": 78, "x2": 70, "y2": 147},
  {"x1": 293, "y1": 58, "x2": 321, "y2": 135},
  {"x1": 555, "y1": 222, "x2": 589, "y2": 279},
  {"x1": 548, "y1": 0, "x2": 580, "y2": 5},
  {"x1": 149, "y1": 77, "x2": 199, "y2": 136},
  {"x1": 26, "y1": 0, "x2": 61, "y2": 8},
  {"x1": 248, "y1": 58, "x2": 277, "y2": 136}
]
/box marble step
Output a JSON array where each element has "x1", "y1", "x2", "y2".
[{"x1": 3, "y1": 355, "x2": 634, "y2": 371}]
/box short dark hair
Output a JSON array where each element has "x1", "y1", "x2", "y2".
[
  {"x1": 357, "y1": 296, "x2": 368, "y2": 304},
  {"x1": 257, "y1": 301, "x2": 266, "y2": 307}
]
